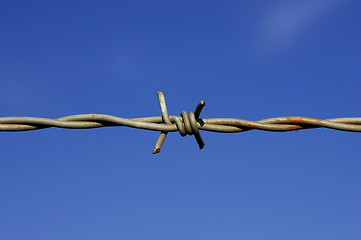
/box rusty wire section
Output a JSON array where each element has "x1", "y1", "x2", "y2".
[{"x1": 1, "y1": 92, "x2": 360, "y2": 154}]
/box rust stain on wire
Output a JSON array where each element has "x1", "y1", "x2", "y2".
[{"x1": 1, "y1": 92, "x2": 360, "y2": 154}]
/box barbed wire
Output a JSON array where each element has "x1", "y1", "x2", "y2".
[{"x1": 1, "y1": 92, "x2": 360, "y2": 154}]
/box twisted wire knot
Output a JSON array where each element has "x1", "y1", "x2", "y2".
[{"x1": 153, "y1": 92, "x2": 206, "y2": 154}]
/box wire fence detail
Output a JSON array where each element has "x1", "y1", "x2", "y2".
[{"x1": 1, "y1": 92, "x2": 360, "y2": 153}]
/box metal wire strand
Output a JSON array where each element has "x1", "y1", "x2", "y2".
[{"x1": 1, "y1": 92, "x2": 360, "y2": 153}]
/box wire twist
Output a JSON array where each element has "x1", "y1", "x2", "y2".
[
  {"x1": 153, "y1": 92, "x2": 205, "y2": 153},
  {"x1": 0, "y1": 91, "x2": 360, "y2": 154}
]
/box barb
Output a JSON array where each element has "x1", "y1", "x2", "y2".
[{"x1": 1, "y1": 92, "x2": 360, "y2": 153}]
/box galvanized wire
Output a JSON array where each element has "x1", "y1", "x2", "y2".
[{"x1": 1, "y1": 91, "x2": 360, "y2": 153}]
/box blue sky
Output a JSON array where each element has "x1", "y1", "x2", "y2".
[{"x1": 0, "y1": 0, "x2": 360, "y2": 239}]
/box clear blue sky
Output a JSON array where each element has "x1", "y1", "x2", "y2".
[{"x1": 1, "y1": 0, "x2": 360, "y2": 239}]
